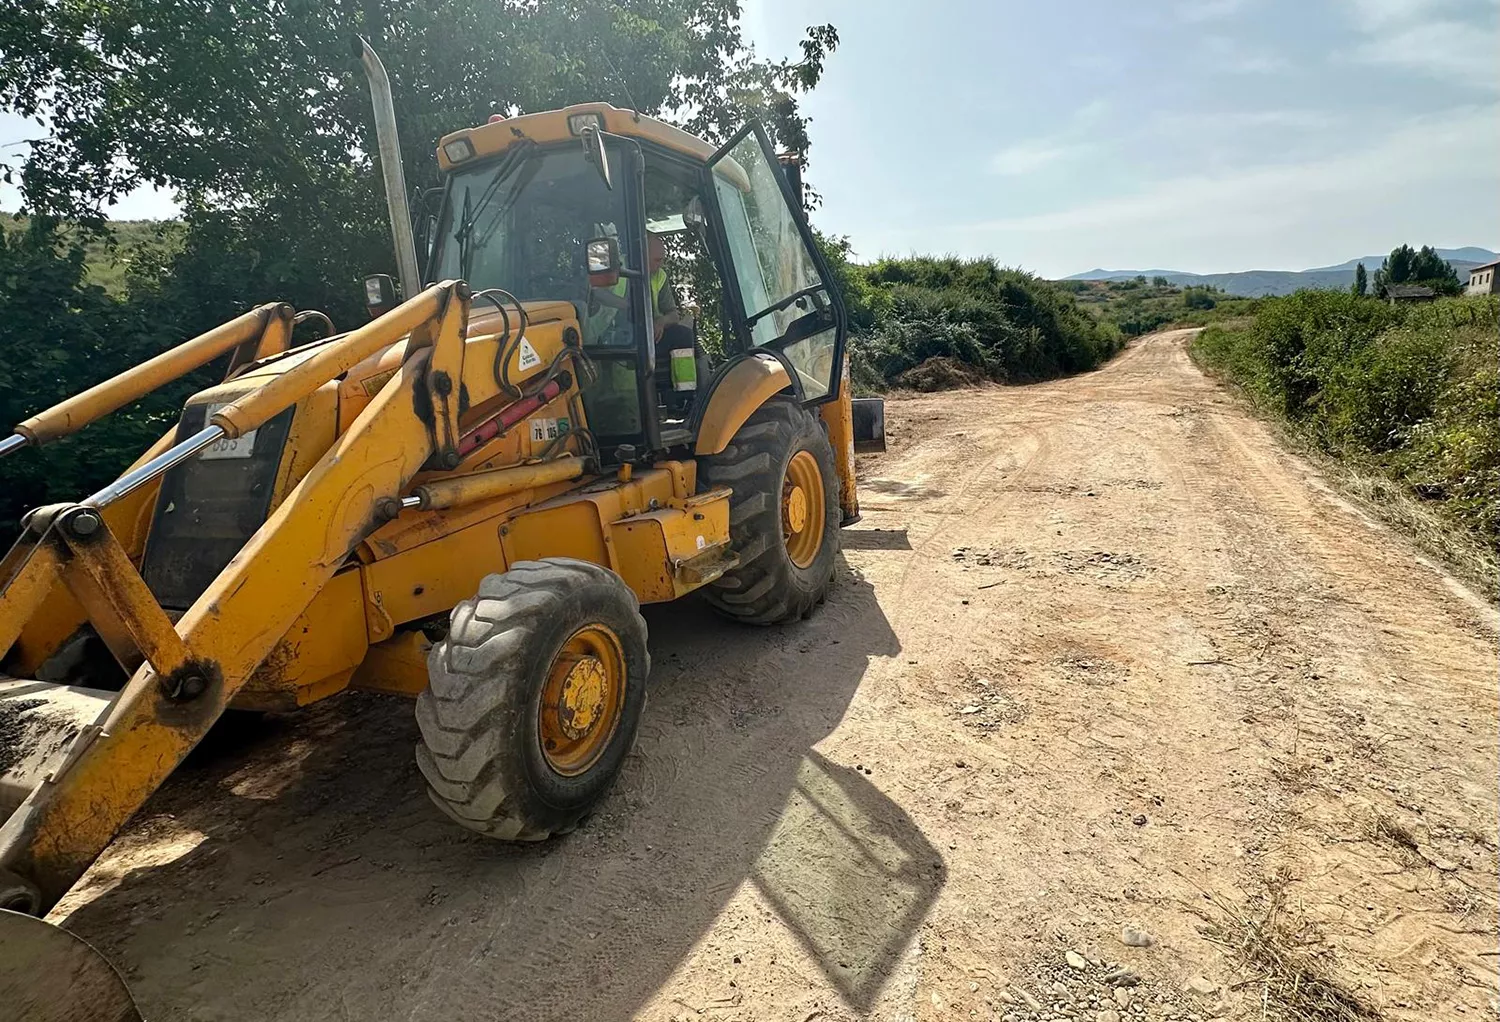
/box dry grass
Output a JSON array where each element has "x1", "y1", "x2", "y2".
[
  {"x1": 1330, "y1": 470, "x2": 1498, "y2": 603},
  {"x1": 1366, "y1": 810, "x2": 1421, "y2": 854},
  {"x1": 1200, "y1": 887, "x2": 1380, "y2": 1022},
  {"x1": 1442, "y1": 882, "x2": 1486, "y2": 923},
  {"x1": 1189, "y1": 338, "x2": 1498, "y2": 604}
]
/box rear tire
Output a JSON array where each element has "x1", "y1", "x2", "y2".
[
  {"x1": 699, "y1": 399, "x2": 840, "y2": 625},
  {"x1": 416, "y1": 558, "x2": 650, "y2": 840}
]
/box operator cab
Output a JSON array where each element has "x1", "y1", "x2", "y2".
[{"x1": 421, "y1": 105, "x2": 846, "y2": 465}]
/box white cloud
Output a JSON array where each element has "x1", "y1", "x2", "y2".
[
  {"x1": 941, "y1": 104, "x2": 1499, "y2": 275},
  {"x1": 1348, "y1": 19, "x2": 1499, "y2": 83},
  {"x1": 1201, "y1": 35, "x2": 1290, "y2": 74},
  {"x1": 1341, "y1": 0, "x2": 1463, "y2": 27},
  {"x1": 989, "y1": 139, "x2": 1080, "y2": 176},
  {"x1": 1148, "y1": 108, "x2": 1335, "y2": 138},
  {"x1": 1177, "y1": 0, "x2": 1250, "y2": 22},
  {"x1": 1339, "y1": 0, "x2": 1499, "y2": 84},
  {"x1": 987, "y1": 100, "x2": 1106, "y2": 176}
]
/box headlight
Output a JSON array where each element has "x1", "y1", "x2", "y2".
[
  {"x1": 567, "y1": 112, "x2": 604, "y2": 136},
  {"x1": 442, "y1": 138, "x2": 475, "y2": 163}
]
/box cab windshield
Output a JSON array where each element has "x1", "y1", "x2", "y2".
[{"x1": 431, "y1": 146, "x2": 628, "y2": 309}]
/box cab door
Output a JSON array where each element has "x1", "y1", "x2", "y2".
[{"x1": 707, "y1": 123, "x2": 848, "y2": 403}]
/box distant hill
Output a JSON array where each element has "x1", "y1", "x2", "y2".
[
  {"x1": 1063, "y1": 247, "x2": 1499, "y2": 297},
  {"x1": 2, "y1": 215, "x2": 182, "y2": 295}
]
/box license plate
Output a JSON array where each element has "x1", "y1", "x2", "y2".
[{"x1": 199, "y1": 403, "x2": 259, "y2": 460}]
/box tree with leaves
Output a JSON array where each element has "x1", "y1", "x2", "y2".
[
  {"x1": 0, "y1": 0, "x2": 840, "y2": 535},
  {"x1": 0, "y1": 1, "x2": 838, "y2": 321},
  {"x1": 1353, "y1": 261, "x2": 1367, "y2": 296},
  {"x1": 1373, "y1": 244, "x2": 1462, "y2": 296}
]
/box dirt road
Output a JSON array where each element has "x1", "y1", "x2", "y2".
[{"x1": 56, "y1": 330, "x2": 1497, "y2": 1021}]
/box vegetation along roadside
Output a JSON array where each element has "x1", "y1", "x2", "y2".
[{"x1": 1190, "y1": 290, "x2": 1499, "y2": 598}]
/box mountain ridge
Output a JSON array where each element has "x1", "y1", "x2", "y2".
[{"x1": 1063, "y1": 247, "x2": 1498, "y2": 297}]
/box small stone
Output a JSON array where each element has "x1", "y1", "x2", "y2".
[
  {"x1": 1120, "y1": 925, "x2": 1153, "y2": 947},
  {"x1": 970, "y1": 981, "x2": 980, "y2": 992},
  {"x1": 1185, "y1": 976, "x2": 1218, "y2": 996},
  {"x1": 1114, "y1": 987, "x2": 1132, "y2": 1008},
  {"x1": 1098, "y1": 1011, "x2": 1120, "y2": 1022},
  {"x1": 1002, "y1": 1014, "x2": 1018, "y2": 1022},
  {"x1": 1066, "y1": 950, "x2": 1088, "y2": 970},
  {"x1": 998, "y1": 990, "x2": 1018, "y2": 1005},
  {"x1": 960, "y1": 704, "x2": 983, "y2": 714},
  {"x1": 956, "y1": 759, "x2": 967, "y2": 768},
  {"x1": 1104, "y1": 966, "x2": 1140, "y2": 986},
  {"x1": 1020, "y1": 989, "x2": 1043, "y2": 1010},
  {"x1": 930, "y1": 991, "x2": 944, "y2": 1009},
  {"x1": 1132, "y1": 814, "x2": 1148, "y2": 826}
]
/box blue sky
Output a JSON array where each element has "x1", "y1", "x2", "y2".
[
  {"x1": 743, "y1": 0, "x2": 1499, "y2": 276},
  {"x1": 3, "y1": 0, "x2": 1496, "y2": 277}
]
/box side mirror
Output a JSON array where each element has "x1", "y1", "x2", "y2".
[
  {"x1": 586, "y1": 237, "x2": 621, "y2": 288},
  {"x1": 364, "y1": 273, "x2": 398, "y2": 320},
  {"x1": 579, "y1": 125, "x2": 612, "y2": 191}
]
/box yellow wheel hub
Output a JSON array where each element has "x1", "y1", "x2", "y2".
[
  {"x1": 538, "y1": 624, "x2": 625, "y2": 776},
  {"x1": 781, "y1": 449, "x2": 826, "y2": 570}
]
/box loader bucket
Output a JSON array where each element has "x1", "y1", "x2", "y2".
[{"x1": 0, "y1": 908, "x2": 142, "y2": 1022}]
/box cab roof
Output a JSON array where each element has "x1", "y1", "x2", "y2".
[{"x1": 436, "y1": 103, "x2": 716, "y2": 172}]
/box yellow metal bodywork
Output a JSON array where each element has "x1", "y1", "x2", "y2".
[
  {"x1": 0, "y1": 94, "x2": 864, "y2": 912},
  {"x1": 413, "y1": 454, "x2": 586, "y2": 510},
  {"x1": 819, "y1": 359, "x2": 861, "y2": 524},
  {"x1": 694, "y1": 356, "x2": 792, "y2": 456},
  {"x1": 438, "y1": 104, "x2": 716, "y2": 173},
  {"x1": 2, "y1": 451, "x2": 167, "y2": 676}
]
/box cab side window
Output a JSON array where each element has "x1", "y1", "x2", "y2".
[{"x1": 710, "y1": 127, "x2": 841, "y2": 401}]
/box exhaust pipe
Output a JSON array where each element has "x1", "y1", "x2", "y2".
[{"x1": 354, "y1": 37, "x2": 421, "y2": 300}]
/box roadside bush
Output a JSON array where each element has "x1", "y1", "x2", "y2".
[
  {"x1": 1182, "y1": 287, "x2": 1217, "y2": 310},
  {"x1": 845, "y1": 255, "x2": 1122, "y2": 390},
  {"x1": 1192, "y1": 292, "x2": 1500, "y2": 555}
]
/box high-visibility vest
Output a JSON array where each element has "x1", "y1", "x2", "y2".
[{"x1": 587, "y1": 268, "x2": 668, "y2": 341}]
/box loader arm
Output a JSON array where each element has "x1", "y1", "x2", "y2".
[
  {"x1": 0, "y1": 304, "x2": 293, "y2": 458},
  {"x1": 0, "y1": 282, "x2": 473, "y2": 910}
]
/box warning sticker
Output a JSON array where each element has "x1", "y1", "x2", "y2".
[
  {"x1": 527, "y1": 416, "x2": 571, "y2": 443},
  {"x1": 517, "y1": 337, "x2": 541, "y2": 371},
  {"x1": 360, "y1": 368, "x2": 397, "y2": 397}
]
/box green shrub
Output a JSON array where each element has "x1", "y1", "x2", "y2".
[
  {"x1": 846, "y1": 255, "x2": 1122, "y2": 389},
  {"x1": 1182, "y1": 287, "x2": 1217, "y2": 311},
  {"x1": 1191, "y1": 293, "x2": 1500, "y2": 554}
]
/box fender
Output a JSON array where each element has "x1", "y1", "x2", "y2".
[{"x1": 693, "y1": 355, "x2": 792, "y2": 456}]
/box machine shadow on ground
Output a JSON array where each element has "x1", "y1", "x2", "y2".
[{"x1": 59, "y1": 553, "x2": 941, "y2": 1021}]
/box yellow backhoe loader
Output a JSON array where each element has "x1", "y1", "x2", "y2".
[{"x1": 0, "y1": 41, "x2": 883, "y2": 1018}]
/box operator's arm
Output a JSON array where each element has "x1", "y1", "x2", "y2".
[
  {"x1": 652, "y1": 276, "x2": 694, "y2": 340},
  {"x1": 590, "y1": 286, "x2": 629, "y2": 311}
]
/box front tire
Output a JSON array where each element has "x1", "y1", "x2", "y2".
[
  {"x1": 416, "y1": 558, "x2": 650, "y2": 840},
  {"x1": 699, "y1": 399, "x2": 840, "y2": 625}
]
